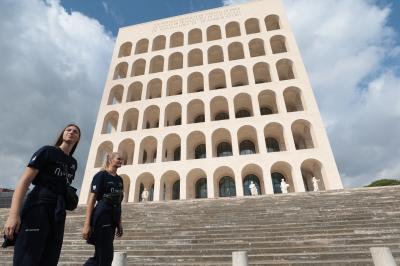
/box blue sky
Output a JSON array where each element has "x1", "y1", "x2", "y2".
[
  {"x1": 61, "y1": 0, "x2": 400, "y2": 39},
  {"x1": 0, "y1": 0, "x2": 399, "y2": 190},
  {"x1": 61, "y1": 0, "x2": 224, "y2": 35}
]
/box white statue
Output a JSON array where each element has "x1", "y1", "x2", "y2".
[
  {"x1": 141, "y1": 188, "x2": 149, "y2": 202},
  {"x1": 312, "y1": 177, "x2": 320, "y2": 192},
  {"x1": 280, "y1": 179, "x2": 289, "y2": 194},
  {"x1": 249, "y1": 181, "x2": 258, "y2": 196}
]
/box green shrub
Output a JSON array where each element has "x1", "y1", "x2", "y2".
[{"x1": 366, "y1": 179, "x2": 400, "y2": 187}]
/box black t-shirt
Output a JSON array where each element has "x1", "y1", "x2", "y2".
[
  {"x1": 90, "y1": 170, "x2": 124, "y2": 202},
  {"x1": 28, "y1": 145, "x2": 77, "y2": 194}
]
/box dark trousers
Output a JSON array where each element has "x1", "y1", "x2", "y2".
[
  {"x1": 84, "y1": 208, "x2": 116, "y2": 266},
  {"x1": 13, "y1": 204, "x2": 64, "y2": 266}
]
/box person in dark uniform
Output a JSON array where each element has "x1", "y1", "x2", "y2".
[
  {"x1": 82, "y1": 152, "x2": 124, "y2": 266},
  {"x1": 3, "y1": 123, "x2": 81, "y2": 266}
]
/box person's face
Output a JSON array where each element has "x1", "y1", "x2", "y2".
[
  {"x1": 110, "y1": 154, "x2": 123, "y2": 168},
  {"x1": 63, "y1": 125, "x2": 80, "y2": 144}
]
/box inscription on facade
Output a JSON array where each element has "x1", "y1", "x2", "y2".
[{"x1": 152, "y1": 7, "x2": 241, "y2": 33}]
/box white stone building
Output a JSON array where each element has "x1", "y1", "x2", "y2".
[{"x1": 79, "y1": 0, "x2": 343, "y2": 204}]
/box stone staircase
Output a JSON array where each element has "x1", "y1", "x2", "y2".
[
  {"x1": 1, "y1": 186, "x2": 400, "y2": 265},
  {"x1": 0, "y1": 191, "x2": 13, "y2": 208}
]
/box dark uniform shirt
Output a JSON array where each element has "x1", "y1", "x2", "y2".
[
  {"x1": 28, "y1": 145, "x2": 77, "y2": 194},
  {"x1": 90, "y1": 170, "x2": 124, "y2": 204}
]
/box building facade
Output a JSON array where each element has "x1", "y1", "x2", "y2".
[{"x1": 79, "y1": 0, "x2": 343, "y2": 204}]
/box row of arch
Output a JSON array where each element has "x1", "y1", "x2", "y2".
[
  {"x1": 104, "y1": 88, "x2": 304, "y2": 133},
  {"x1": 110, "y1": 63, "x2": 295, "y2": 104},
  {"x1": 118, "y1": 16, "x2": 281, "y2": 57},
  {"x1": 96, "y1": 121, "x2": 315, "y2": 167},
  {"x1": 118, "y1": 159, "x2": 325, "y2": 202},
  {"x1": 113, "y1": 45, "x2": 294, "y2": 80}
]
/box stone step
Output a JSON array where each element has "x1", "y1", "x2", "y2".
[{"x1": 1, "y1": 186, "x2": 399, "y2": 265}]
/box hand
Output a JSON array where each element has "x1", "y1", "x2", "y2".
[
  {"x1": 3, "y1": 214, "x2": 20, "y2": 240},
  {"x1": 82, "y1": 224, "x2": 91, "y2": 240},
  {"x1": 116, "y1": 223, "x2": 123, "y2": 238}
]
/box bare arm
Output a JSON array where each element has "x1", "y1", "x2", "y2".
[
  {"x1": 3, "y1": 167, "x2": 38, "y2": 239},
  {"x1": 82, "y1": 192, "x2": 96, "y2": 240}
]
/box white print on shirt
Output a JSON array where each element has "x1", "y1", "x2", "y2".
[
  {"x1": 92, "y1": 185, "x2": 97, "y2": 190},
  {"x1": 25, "y1": 228, "x2": 40, "y2": 232},
  {"x1": 54, "y1": 163, "x2": 75, "y2": 184}
]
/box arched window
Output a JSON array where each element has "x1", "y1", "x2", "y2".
[
  {"x1": 188, "y1": 28, "x2": 202, "y2": 44},
  {"x1": 254, "y1": 62, "x2": 271, "y2": 83},
  {"x1": 102, "y1": 111, "x2": 118, "y2": 134},
  {"x1": 172, "y1": 180, "x2": 180, "y2": 200},
  {"x1": 266, "y1": 137, "x2": 280, "y2": 152},
  {"x1": 249, "y1": 39, "x2": 265, "y2": 57},
  {"x1": 146, "y1": 79, "x2": 162, "y2": 99},
  {"x1": 225, "y1": 22, "x2": 241, "y2": 38},
  {"x1": 265, "y1": 15, "x2": 280, "y2": 31},
  {"x1": 243, "y1": 174, "x2": 261, "y2": 196},
  {"x1": 170, "y1": 32, "x2": 184, "y2": 48},
  {"x1": 270, "y1": 35, "x2": 287, "y2": 54},
  {"x1": 121, "y1": 109, "x2": 138, "y2": 131},
  {"x1": 292, "y1": 120, "x2": 314, "y2": 149},
  {"x1": 276, "y1": 59, "x2": 295, "y2": 80},
  {"x1": 168, "y1": 52, "x2": 183, "y2": 70},
  {"x1": 188, "y1": 49, "x2": 203, "y2": 67},
  {"x1": 207, "y1": 25, "x2": 221, "y2": 41},
  {"x1": 245, "y1": 18, "x2": 260, "y2": 34},
  {"x1": 208, "y1": 46, "x2": 224, "y2": 64},
  {"x1": 231, "y1": 66, "x2": 248, "y2": 87},
  {"x1": 95, "y1": 141, "x2": 113, "y2": 167},
  {"x1": 149, "y1": 56, "x2": 164, "y2": 73},
  {"x1": 195, "y1": 144, "x2": 206, "y2": 159},
  {"x1": 239, "y1": 140, "x2": 256, "y2": 155},
  {"x1": 217, "y1": 142, "x2": 232, "y2": 157},
  {"x1": 127, "y1": 82, "x2": 142, "y2": 102},
  {"x1": 131, "y1": 59, "x2": 146, "y2": 77},
  {"x1": 258, "y1": 90, "x2": 277, "y2": 114},
  {"x1": 187, "y1": 72, "x2": 204, "y2": 93},
  {"x1": 167, "y1": 76, "x2": 182, "y2": 96},
  {"x1": 195, "y1": 178, "x2": 207, "y2": 198},
  {"x1": 113, "y1": 62, "x2": 128, "y2": 80},
  {"x1": 284, "y1": 87, "x2": 304, "y2": 112},
  {"x1": 209, "y1": 69, "x2": 226, "y2": 90},
  {"x1": 271, "y1": 172, "x2": 285, "y2": 194},
  {"x1": 215, "y1": 112, "x2": 229, "y2": 121},
  {"x1": 118, "y1": 42, "x2": 132, "y2": 58},
  {"x1": 152, "y1": 35, "x2": 166, "y2": 51},
  {"x1": 135, "y1": 39, "x2": 149, "y2": 54},
  {"x1": 228, "y1": 42, "x2": 244, "y2": 61},
  {"x1": 108, "y1": 85, "x2": 123, "y2": 105},
  {"x1": 219, "y1": 176, "x2": 236, "y2": 197}
]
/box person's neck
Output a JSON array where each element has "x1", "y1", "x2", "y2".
[
  {"x1": 58, "y1": 143, "x2": 73, "y2": 155},
  {"x1": 106, "y1": 167, "x2": 117, "y2": 176}
]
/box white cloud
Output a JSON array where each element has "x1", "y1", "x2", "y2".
[
  {"x1": 283, "y1": 0, "x2": 400, "y2": 187},
  {"x1": 0, "y1": 0, "x2": 114, "y2": 189},
  {"x1": 223, "y1": 0, "x2": 400, "y2": 187}
]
